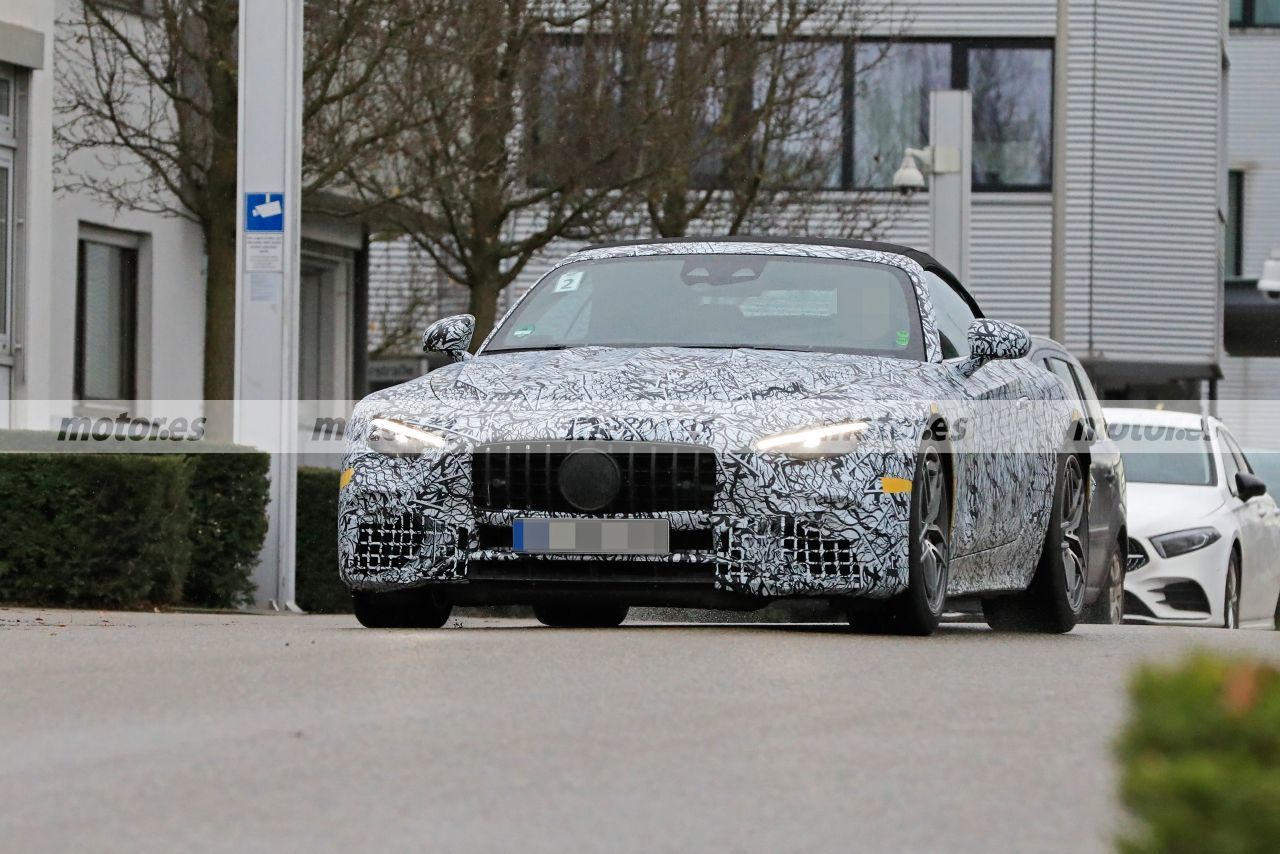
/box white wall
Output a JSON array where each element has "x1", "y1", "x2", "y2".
[
  {"x1": 3, "y1": 1, "x2": 55, "y2": 424},
  {"x1": 1217, "y1": 27, "x2": 1280, "y2": 449}
]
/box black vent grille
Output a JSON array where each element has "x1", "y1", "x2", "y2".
[
  {"x1": 1126, "y1": 538, "x2": 1150, "y2": 572},
  {"x1": 354, "y1": 514, "x2": 428, "y2": 573},
  {"x1": 472, "y1": 441, "x2": 716, "y2": 514},
  {"x1": 1158, "y1": 580, "x2": 1210, "y2": 613}
]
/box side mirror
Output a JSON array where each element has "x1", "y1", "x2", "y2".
[
  {"x1": 1236, "y1": 471, "x2": 1267, "y2": 502},
  {"x1": 422, "y1": 314, "x2": 475, "y2": 363},
  {"x1": 967, "y1": 319, "x2": 1032, "y2": 362}
]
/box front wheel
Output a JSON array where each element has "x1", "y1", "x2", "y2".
[
  {"x1": 1223, "y1": 551, "x2": 1241, "y2": 629},
  {"x1": 849, "y1": 442, "x2": 951, "y2": 636},
  {"x1": 985, "y1": 453, "x2": 1088, "y2": 633},
  {"x1": 352, "y1": 588, "x2": 452, "y2": 629}
]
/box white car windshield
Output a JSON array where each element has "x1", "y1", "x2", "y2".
[
  {"x1": 1109, "y1": 422, "x2": 1216, "y2": 486},
  {"x1": 484, "y1": 254, "x2": 926, "y2": 359}
]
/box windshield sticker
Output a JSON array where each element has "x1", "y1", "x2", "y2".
[
  {"x1": 895, "y1": 330, "x2": 910, "y2": 347},
  {"x1": 553, "y1": 271, "x2": 583, "y2": 293},
  {"x1": 512, "y1": 325, "x2": 535, "y2": 338}
]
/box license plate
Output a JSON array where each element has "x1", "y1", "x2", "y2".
[{"x1": 513, "y1": 519, "x2": 670, "y2": 554}]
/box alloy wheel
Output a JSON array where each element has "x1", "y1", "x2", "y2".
[
  {"x1": 1107, "y1": 554, "x2": 1124, "y2": 624},
  {"x1": 1060, "y1": 456, "x2": 1088, "y2": 615},
  {"x1": 918, "y1": 449, "x2": 950, "y2": 615}
]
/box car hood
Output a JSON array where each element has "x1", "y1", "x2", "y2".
[
  {"x1": 355, "y1": 346, "x2": 953, "y2": 448},
  {"x1": 1127, "y1": 481, "x2": 1226, "y2": 538},
  {"x1": 406, "y1": 346, "x2": 941, "y2": 404}
]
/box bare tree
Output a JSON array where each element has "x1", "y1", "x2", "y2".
[
  {"x1": 353, "y1": 0, "x2": 905, "y2": 347},
  {"x1": 55, "y1": 1, "x2": 413, "y2": 403}
]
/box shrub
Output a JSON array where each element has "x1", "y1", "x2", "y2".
[
  {"x1": 182, "y1": 452, "x2": 271, "y2": 608},
  {"x1": 1116, "y1": 652, "x2": 1280, "y2": 854},
  {"x1": 0, "y1": 454, "x2": 192, "y2": 608},
  {"x1": 295, "y1": 467, "x2": 349, "y2": 613}
]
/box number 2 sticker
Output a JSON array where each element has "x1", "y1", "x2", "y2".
[{"x1": 553, "y1": 271, "x2": 583, "y2": 293}]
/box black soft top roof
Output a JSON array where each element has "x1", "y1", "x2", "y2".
[
  {"x1": 584, "y1": 235, "x2": 979, "y2": 316},
  {"x1": 587, "y1": 235, "x2": 950, "y2": 277}
]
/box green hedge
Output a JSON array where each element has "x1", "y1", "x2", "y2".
[
  {"x1": 0, "y1": 440, "x2": 271, "y2": 609},
  {"x1": 1116, "y1": 653, "x2": 1280, "y2": 854},
  {"x1": 0, "y1": 454, "x2": 193, "y2": 608},
  {"x1": 184, "y1": 453, "x2": 271, "y2": 608},
  {"x1": 295, "y1": 467, "x2": 349, "y2": 612}
]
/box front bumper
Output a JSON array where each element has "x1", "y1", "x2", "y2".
[
  {"x1": 1122, "y1": 534, "x2": 1229, "y2": 626},
  {"x1": 338, "y1": 446, "x2": 916, "y2": 601}
]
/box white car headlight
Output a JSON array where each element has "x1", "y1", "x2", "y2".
[
  {"x1": 367, "y1": 417, "x2": 453, "y2": 456},
  {"x1": 1150, "y1": 526, "x2": 1221, "y2": 559},
  {"x1": 754, "y1": 421, "x2": 870, "y2": 458}
]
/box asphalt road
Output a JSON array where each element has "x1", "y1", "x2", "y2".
[{"x1": 2, "y1": 608, "x2": 1276, "y2": 853}]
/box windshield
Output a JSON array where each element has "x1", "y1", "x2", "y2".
[
  {"x1": 483, "y1": 254, "x2": 926, "y2": 359},
  {"x1": 1109, "y1": 421, "x2": 1216, "y2": 486}
]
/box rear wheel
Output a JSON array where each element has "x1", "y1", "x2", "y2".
[
  {"x1": 849, "y1": 442, "x2": 951, "y2": 636},
  {"x1": 352, "y1": 588, "x2": 452, "y2": 629},
  {"x1": 985, "y1": 453, "x2": 1088, "y2": 633},
  {"x1": 1223, "y1": 551, "x2": 1241, "y2": 629},
  {"x1": 534, "y1": 601, "x2": 629, "y2": 628},
  {"x1": 1083, "y1": 545, "x2": 1124, "y2": 625}
]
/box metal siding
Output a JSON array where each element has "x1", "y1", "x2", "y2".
[
  {"x1": 1084, "y1": 0, "x2": 1222, "y2": 364},
  {"x1": 1217, "y1": 31, "x2": 1280, "y2": 427},
  {"x1": 877, "y1": 2, "x2": 1055, "y2": 37}
]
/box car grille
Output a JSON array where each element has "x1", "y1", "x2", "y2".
[
  {"x1": 720, "y1": 518, "x2": 858, "y2": 582},
  {"x1": 472, "y1": 440, "x2": 716, "y2": 514},
  {"x1": 354, "y1": 513, "x2": 429, "y2": 573},
  {"x1": 1126, "y1": 538, "x2": 1150, "y2": 572}
]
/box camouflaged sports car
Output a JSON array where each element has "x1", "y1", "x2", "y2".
[{"x1": 339, "y1": 238, "x2": 1089, "y2": 635}]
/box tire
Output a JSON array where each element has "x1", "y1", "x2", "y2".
[
  {"x1": 534, "y1": 601, "x2": 629, "y2": 628},
  {"x1": 352, "y1": 588, "x2": 452, "y2": 629},
  {"x1": 1083, "y1": 545, "x2": 1124, "y2": 625},
  {"x1": 985, "y1": 453, "x2": 1088, "y2": 633},
  {"x1": 848, "y1": 442, "x2": 951, "y2": 636},
  {"x1": 1223, "y1": 550, "x2": 1241, "y2": 630}
]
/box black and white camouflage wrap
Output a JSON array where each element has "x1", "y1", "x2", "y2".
[
  {"x1": 340, "y1": 241, "x2": 1074, "y2": 603},
  {"x1": 422, "y1": 313, "x2": 476, "y2": 361}
]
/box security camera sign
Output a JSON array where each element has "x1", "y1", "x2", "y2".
[
  {"x1": 245, "y1": 193, "x2": 284, "y2": 232},
  {"x1": 244, "y1": 192, "x2": 285, "y2": 275}
]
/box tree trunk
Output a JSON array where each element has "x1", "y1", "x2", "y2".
[
  {"x1": 202, "y1": 210, "x2": 237, "y2": 438},
  {"x1": 467, "y1": 265, "x2": 505, "y2": 350}
]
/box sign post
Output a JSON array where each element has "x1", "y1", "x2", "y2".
[
  {"x1": 234, "y1": 0, "x2": 303, "y2": 610},
  {"x1": 928, "y1": 90, "x2": 972, "y2": 284}
]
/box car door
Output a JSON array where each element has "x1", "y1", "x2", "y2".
[
  {"x1": 1221, "y1": 430, "x2": 1280, "y2": 623},
  {"x1": 925, "y1": 271, "x2": 1024, "y2": 555},
  {"x1": 1059, "y1": 358, "x2": 1121, "y2": 583}
]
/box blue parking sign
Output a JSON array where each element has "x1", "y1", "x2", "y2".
[{"x1": 245, "y1": 193, "x2": 284, "y2": 232}]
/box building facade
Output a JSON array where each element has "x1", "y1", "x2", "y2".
[
  {"x1": 369, "y1": 0, "x2": 1230, "y2": 402},
  {"x1": 1, "y1": 1, "x2": 368, "y2": 435},
  {"x1": 1218, "y1": 6, "x2": 1280, "y2": 449}
]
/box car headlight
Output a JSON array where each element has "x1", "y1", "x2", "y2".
[
  {"x1": 1149, "y1": 526, "x2": 1221, "y2": 559},
  {"x1": 754, "y1": 421, "x2": 870, "y2": 458},
  {"x1": 367, "y1": 417, "x2": 453, "y2": 456}
]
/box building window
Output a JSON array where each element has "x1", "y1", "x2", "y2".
[
  {"x1": 1233, "y1": 0, "x2": 1280, "y2": 26},
  {"x1": 1226, "y1": 170, "x2": 1244, "y2": 278},
  {"x1": 75, "y1": 237, "x2": 138, "y2": 401},
  {"x1": 852, "y1": 39, "x2": 1053, "y2": 192}
]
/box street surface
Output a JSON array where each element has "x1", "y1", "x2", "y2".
[{"x1": 2, "y1": 608, "x2": 1276, "y2": 853}]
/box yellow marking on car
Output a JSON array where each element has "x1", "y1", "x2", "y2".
[
  {"x1": 881, "y1": 476, "x2": 913, "y2": 494},
  {"x1": 340, "y1": 467, "x2": 355, "y2": 490}
]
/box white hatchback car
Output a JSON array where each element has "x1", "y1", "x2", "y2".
[{"x1": 1104, "y1": 408, "x2": 1280, "y2": 629}]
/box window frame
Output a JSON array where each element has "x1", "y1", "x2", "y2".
[
  {"x1": 74, "y1": 233, "x2": 140, "y2": 403},
  {"x1": 1232, "y1": 0, "x2": 1280, "y2": 27},
  {"x1": 850, "y1": 36, "x2": 1055, "y2": 193},
  {"x1": 1226, "y1": 170, "x2": 1244, "y2": 278}
]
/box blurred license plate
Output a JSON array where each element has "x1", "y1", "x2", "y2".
[{"x1": 513, "y1": 519, "x2": 670, "y2": 554}]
